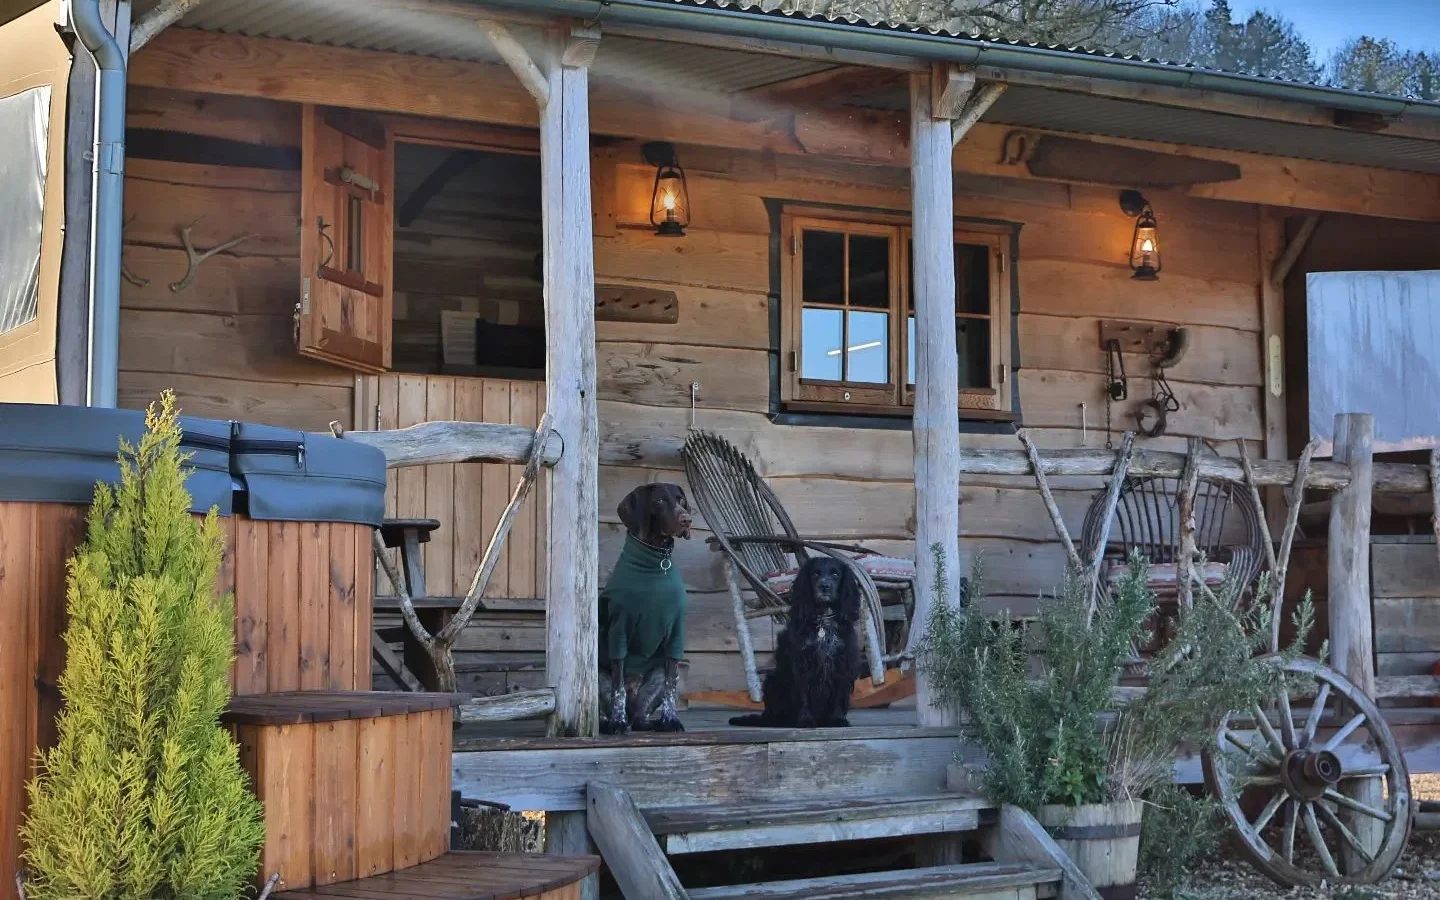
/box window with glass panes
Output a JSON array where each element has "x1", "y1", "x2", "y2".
[{"x1": 781, "y1": 210, "x2": 1013, "y2": 417}]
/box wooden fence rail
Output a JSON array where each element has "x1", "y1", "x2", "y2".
[
  {"x1": 956, "y1": 447, "x2": 1430, "y2": 494},
  {"x1": 340, "y1": 421, "x2": 564, "y2": 469}
]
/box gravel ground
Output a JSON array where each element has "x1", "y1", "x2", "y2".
[{"x1": 1135, "y1": 776, "x2": 1440, "y2": 899}]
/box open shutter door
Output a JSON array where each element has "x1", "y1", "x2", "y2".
[{"x1": 298, "y1": 105, "x2": 394, "y2": 374}]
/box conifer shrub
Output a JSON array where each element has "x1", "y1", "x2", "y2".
[{"x1": 21, "y1": 393, "x2": 265, "y2": 900}]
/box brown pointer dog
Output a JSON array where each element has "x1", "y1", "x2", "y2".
[{"x1": 598, "y1": 483, "x2": 693, "y2": 734}]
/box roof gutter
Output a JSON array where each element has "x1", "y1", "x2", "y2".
[{"x1": 474, "y1": 0, "x2": 1440, "y2": 122}]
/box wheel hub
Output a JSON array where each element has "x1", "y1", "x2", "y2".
[{"x1": 1281, "y1": 748, "x2": 1342, "y2": 801}]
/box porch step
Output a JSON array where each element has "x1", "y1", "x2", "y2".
[
  {"x1": 645, "y1": 794, "x2": 994, "y2": 854},
  {"x1": 687, "y1": 862, "x2": 1063, "y2": 900}
]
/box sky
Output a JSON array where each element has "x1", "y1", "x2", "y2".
[{"x1": 1229, "y1": 0, "x2": 1440, "y2": 58}]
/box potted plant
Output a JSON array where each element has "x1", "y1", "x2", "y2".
[
  {"x1": 919, "y1": 553, "x2": 1313, "y2": 899},
  {"x1": 20, "y1": 393, "x2": 266, "y2": 900}
]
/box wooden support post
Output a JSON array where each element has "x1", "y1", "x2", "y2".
[
  {"x1": 1328, "y1": 412, "x2": 1380, "y2": 871},
  {"x1": 1257, "y1": 209, "x2": 1290, "y2": 534},
  {"x1": 910, "y1": 70, "x2": 962, "y2": 727},
  {"x1": 545, "y1": 811, "x2": 600, "y2": 900},
  {"x1": 543, "y1": 25, "x2": 600, "y2": 739}
]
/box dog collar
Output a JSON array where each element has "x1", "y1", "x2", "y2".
[{"x1": 632, "y1": 535, "x2": 675, "y2": 571}]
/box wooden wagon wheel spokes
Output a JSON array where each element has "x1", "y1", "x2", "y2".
[{"x1": 1202, "y1": 656, "x2": 1412, "y2": 888}]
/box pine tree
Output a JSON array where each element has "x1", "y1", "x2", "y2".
[{"x1": 21, "y1": 392, "x2": 265, "y2": 900}]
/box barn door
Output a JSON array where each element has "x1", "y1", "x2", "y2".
[{"x1": 297, "y1": 104, "x2": 394, "y2": 373}]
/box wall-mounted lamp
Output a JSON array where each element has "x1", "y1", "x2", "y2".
[
  {"x1": 643, "y1": 141, "x2": 690, "y2": 237},
  {"x1": 1120, "y1": 190, "x2": 1161, "y2": 281}
]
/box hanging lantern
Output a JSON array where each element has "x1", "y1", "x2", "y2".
[
  {"x1": 643, "y1": 142, "x2": 690, "y2": 237},
  {"x1": 1120, "y1": 190, "x2": 1160, "y2": 281}
]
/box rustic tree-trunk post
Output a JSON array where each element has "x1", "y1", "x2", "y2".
[
  {"x1": 911, "y1": 67, "x2": 964, "y2": 728},
  {"x1": 1328, "y1": 412, "x2": 1380, "y2": 870},
  {"x1": 541, "y1": 25, "x2": 600, "y2": 741}
]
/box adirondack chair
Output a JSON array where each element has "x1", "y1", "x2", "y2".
[
  {"x1": 1078, "y1": 474, "x2": 1267, "y2": 603},
  {"x1": 681, "y1": 430, "x2": 917, "y2": 703}
]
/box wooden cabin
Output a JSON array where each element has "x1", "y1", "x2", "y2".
[{"x1": 5, "y1": 0, "x2": 1440, "y2": 895}]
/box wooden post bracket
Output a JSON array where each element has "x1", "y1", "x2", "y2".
[
  {"x1": 479, "y1": 18, "x2": 552, "y2": 108},
  {"x1": 1269, "y1": 214, "x2": 1321, "y2": 289},
  {"x1": 952, "y1": 82, "x2": 1008, "y2": 146}
]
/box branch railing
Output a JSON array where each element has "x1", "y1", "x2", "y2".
[{"x1": 344, "y1": 416, "x2": 1440, "y2": 718}]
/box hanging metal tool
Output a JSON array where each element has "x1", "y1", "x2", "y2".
[
  {"x1": 1103, "y1": 339, "x2": 1127, "y2": 449},
  {"x1": 1134, "y1": 328, "x2": 1188, "y2": 438}
]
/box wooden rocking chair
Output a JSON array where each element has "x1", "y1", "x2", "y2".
[
  {"x1": 681, "y1": 430, "x2": 916, "y2": 703},
  {"x1": 1079, "y1": 473, "x2": 1267, "y2": 603}
]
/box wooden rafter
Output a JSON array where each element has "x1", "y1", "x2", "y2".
[{"x1": 397, "y1": 149, "x2": 477, "y2": 227}]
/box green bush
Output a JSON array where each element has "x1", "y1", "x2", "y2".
[
  {"x1": 1138, "y1": 782, "x2": 1227, "y2": 898},
  {"x1": 918, "y1": 552, "x2": 1314, "y2": 809},
  {"x1": 21, "y1": 393, "x2": 265, "y2": 900}
]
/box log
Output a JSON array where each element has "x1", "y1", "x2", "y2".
[
  {"x1": 953, "y1": 447, "x2": 1428, "y2": 493},
  {"x1": 340, "y1": 421, "x2": 563, "y2": 469},
  {"x1": 456, "y1": 689, "x2": 557, "y2": 723},
  {"x1": 1328, "y1": 413, "x2": 1380, "y2": 869},
  {"x1": 911, "y1": 71, "x2": 963, "y2": 727},
  {"x1": 543, "y1": 41, "x2": 600, "y2": 738}
]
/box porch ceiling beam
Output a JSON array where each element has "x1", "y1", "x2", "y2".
[
  {"x1": 479, "y1": 19, "x2": 551, "y2": 108},
  {"x1": 737, "y1": 65, "x2": 905, "y2": 113},
  {"x1": 930, "y1": 64, "x2": 975, "y2": 120},
  {"x1": 952, "y1": 81, "x2": 1007, "y2": 146},
  {"x1": 130, "y1": 30, "x2": 1440, "y2": 222}
]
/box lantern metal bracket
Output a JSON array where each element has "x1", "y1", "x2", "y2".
[
  {"x1": 1118, "y1": 189, "x2": 1148, "y2": 217},
  {"x1": 642, "y1": 141, "x2": 679, "y2": 169}
]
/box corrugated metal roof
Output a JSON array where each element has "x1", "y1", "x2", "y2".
[
  {"x1": 987, "y1": 87, "x2": 1440, "y2": 176},
  {"x1": 129, "y1": 0, "x2": 1440, "y2": 176},
  {"x1": 637, "y1": 0, "x2": 1384, "y2": 96},
  {"x1": 141, "y1": 0, "x2": 834, "y2": 92},
  {"x1": 855, "y1": 81, "x2": 1440, "y2": 175}
]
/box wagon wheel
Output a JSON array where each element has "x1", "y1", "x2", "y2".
[{"x1": 1202, "y1": 655, "x2": 1412, "y2": 887}]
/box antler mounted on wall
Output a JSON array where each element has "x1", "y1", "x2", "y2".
[{"x1": 169, "y1": 223, "x2": 259, "y2": 292}]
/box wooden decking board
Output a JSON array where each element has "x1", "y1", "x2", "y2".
[
  {"x1": 646, "y1": 793, "x2": 992, "y2": 834},
  {"x1": 275, "y1": 852, "x2": 599, "y2": 900},
  {"x1": 455, "y1": 722, "x2": 955, "y2": 752},
  {"x1": 646, "y1": 793, "x2": 994, "y2": 854},
  {"x1": 686, "y1": 862, "x2": 1062, "y2": 900}
]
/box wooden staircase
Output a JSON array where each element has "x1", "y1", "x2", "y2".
[{"x1": 586, "y1": 784, "x2": 1100, "y2": 900}]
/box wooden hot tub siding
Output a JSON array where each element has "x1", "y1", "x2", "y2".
[{"x1": 0, "y1": 500, "x2": 375, "y2": 895}]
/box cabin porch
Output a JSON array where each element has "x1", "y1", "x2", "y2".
[{"x1": 10, "y1": 0, "x2": 1440, "y2": 894}]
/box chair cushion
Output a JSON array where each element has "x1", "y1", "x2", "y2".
[
  {"x1": 1103, "y1": 560, "x2": 1229, "y2": 593},
  {"x1": 762, "y1": 555, "x2": 916, "y2": 593}
]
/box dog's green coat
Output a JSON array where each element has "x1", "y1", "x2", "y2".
[{"x1": 599, "y1": 535, "x2": 687, "y2": 674}]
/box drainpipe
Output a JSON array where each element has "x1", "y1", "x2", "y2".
[{"x1": 69, "y1": 0, "x2": 127, "y2": 408}]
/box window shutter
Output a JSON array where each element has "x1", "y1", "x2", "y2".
[{"x1": 297, "y1": 104, "x2": 393, "y2": 374}]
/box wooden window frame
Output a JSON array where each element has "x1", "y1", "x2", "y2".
[{"x1": 779, "y1": 206, "x2": 1015, "y2": 420}]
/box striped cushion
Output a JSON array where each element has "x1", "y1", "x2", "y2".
[{"x1": 762, "y1": 555, "x2": 916, "y2": 592}]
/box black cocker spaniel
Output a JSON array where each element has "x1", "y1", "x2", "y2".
[{"x1": 730, "y1": 556, "x2": 862, "y2": 728}]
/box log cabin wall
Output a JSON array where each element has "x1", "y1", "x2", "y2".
[{"x1": 117, "y1": 82, "x2": 1270, "y2": 696}]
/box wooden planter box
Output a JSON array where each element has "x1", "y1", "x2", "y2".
[{"x1": 224, "y1": 692, "x2": 463, "y2": 891}]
